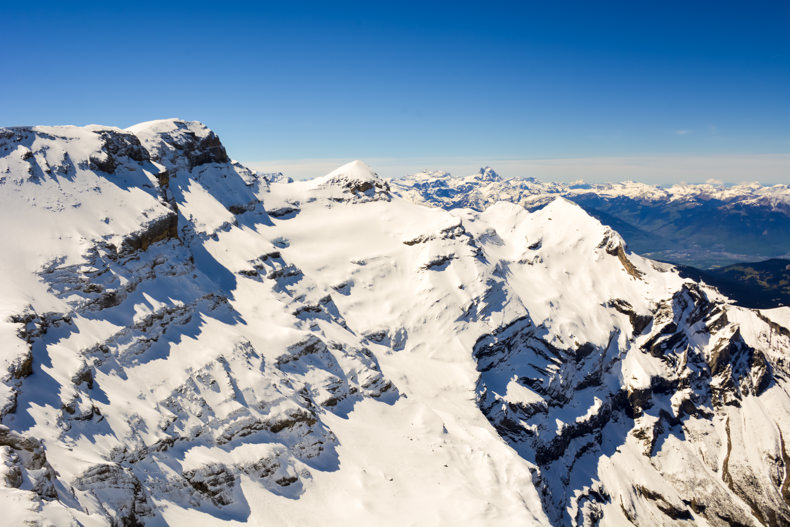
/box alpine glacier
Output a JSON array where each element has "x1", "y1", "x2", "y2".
[{"x1": 0, "y1": 120, "x2": 789, "y2": 526}]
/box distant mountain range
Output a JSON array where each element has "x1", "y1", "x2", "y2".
[{"x1": 393, "y1": 168, "x2": 790, "y2": 270}]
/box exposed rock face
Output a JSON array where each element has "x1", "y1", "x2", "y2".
[
  {"x1": 129, "y1": 119, "x2": 229, "y2": 170},
  {"x1": 474, "y1": 280, "x2": 790, "y2": 526},
  {"x1": 598, "y1": 227, "x2": 645, "y2": 279},
  {"x1": 120, "y1": 212, "x2": 179, "y2": 254},
  {"x1": 183, "y1": 463, "x2": 237, "y2": 506},
  {"x1": 89, "y1": 129, "x2": 150, "y2": 174},
  {"x1": 0, "y1": 425, "x2": 57, "y2": 500},
  {"x1": 74, "y1": 463, "x2": 153, "y2": 526}
]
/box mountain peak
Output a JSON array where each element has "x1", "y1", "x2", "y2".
[
  {"x1": 323, "y1": 159, "x2": 377, "y2": 181},
  {"x1": 539, "y1": 195, "x2": 596, "y2": 221},
  {"x1": 309, "y1": 160, "x2": 390, "y2": 201},
  {"x1": 475, "y1": 166, "x2": 501, "y2": 182}
]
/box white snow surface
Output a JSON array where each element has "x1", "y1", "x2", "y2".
[
  {"x1": 762, "y1": 307, "x2": 790, "y2": 331},
  {"x1": 1, "y1": 121, "x2": 789, "y2": 526}
]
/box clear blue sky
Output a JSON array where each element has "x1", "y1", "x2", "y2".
[{"x1": 2, "y1": 1, "x2": 789, "y2": 181}]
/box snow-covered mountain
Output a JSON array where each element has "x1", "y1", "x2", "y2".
[
  {"x1": 1, "y1": 121, "x2": 789, "y2": 526},
  {"x1": 393, "y1": 168, "x2": 790, "y2": 269}
]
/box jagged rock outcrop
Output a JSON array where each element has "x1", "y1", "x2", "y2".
[
  {"x1": 474, "y1": 273, "x2": 790, "y2": 526},
  {"x1": 128, "y1": 119, "x2": 229, "y2": 170},
  {"x1": 74, "y1": 463, "x2": 153, "y2": 526},
  {"x1": 0, "y1": 425, "x2": 58, "y2": 500}
]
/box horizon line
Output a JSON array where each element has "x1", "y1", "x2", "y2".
[{"x1": 242, "y1": 153, "x2": 790, "y2": 186}]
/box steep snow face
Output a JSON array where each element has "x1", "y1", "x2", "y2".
[{"x1": 1, "y1": 123, "x2": 790, "y2": 526}]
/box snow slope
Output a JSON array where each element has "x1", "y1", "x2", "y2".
[{"x1": 1, "y1": 122, "x2": 789, "y2": 526}]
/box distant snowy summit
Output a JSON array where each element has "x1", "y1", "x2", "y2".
[
  {"x1": 393, "y1": 168, "x2": 790, "y2": 268},
  {"x1": 2, "y1": 120, "x2": 790, "y2": 526},
  {"x1": 307, "y1": 159, "x2": 391, "y2": 202}
]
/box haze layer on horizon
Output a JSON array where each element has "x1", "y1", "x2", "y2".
[{"x1": 247, "y1": 154, "x2": 790, "y2": 186}]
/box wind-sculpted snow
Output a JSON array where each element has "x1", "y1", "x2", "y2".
[{"x1": 1, "y1": 121, "x2": 790, "y2": 525}]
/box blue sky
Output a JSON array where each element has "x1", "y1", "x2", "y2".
[{"x1": 2, "y1": 1, "x2": 789, "y2": 182}]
